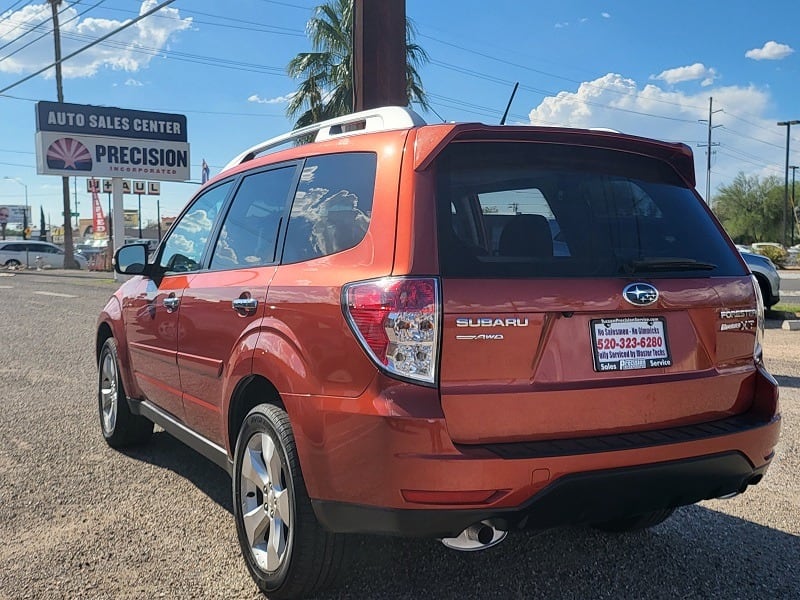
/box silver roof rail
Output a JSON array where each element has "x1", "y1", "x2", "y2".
[{"x1": 222, "y1": 106, "x2": 427, "y2": 172}]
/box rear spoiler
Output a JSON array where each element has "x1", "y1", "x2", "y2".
[{"x1": 413, "y1": 124, "x2": 696, "y2": 188}]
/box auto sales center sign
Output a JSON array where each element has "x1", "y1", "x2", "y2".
[{"x1": 35, "y1": 101, "x2": 189, "y2": 181}]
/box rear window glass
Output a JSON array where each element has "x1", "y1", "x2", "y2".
[
  {"x1": 282, "y1": 153, "x2": 376, "y2": 264},
  {"x1": 436, "y1": 142, "x2": 744, "y2": 278}
]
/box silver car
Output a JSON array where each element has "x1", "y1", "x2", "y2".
[
  {"x1": 0, "y1": 240, "x2": 88, "y2": 269},
  {"x1": 741, "y1": 250, "x2": 780, "y2": 308}
]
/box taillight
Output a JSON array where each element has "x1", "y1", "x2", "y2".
[
  {"x1": 343, "y1": 277, "x2": 440, "y2": 384},
  {"x1": 751, "y1": 274, "x2": 765, "y2": 360}
]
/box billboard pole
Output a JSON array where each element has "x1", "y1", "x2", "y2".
[
  {"x1": 137, "y1": 192, "x2": 143, "y2": 238},
  {"x1": 112, "y1": 178, "x2": 125, "y2": 280}
]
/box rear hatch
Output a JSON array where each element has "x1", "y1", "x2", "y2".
[{"x1": 433, "y1": 136, "x2": 758, "y2": 444}]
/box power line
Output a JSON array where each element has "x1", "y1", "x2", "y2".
[
  {"x1": 420, "y1": 32, "x2": 711, "y2": 114},
  {"x1": 69, "y1": 0, "x2": 306, "y2": 37},
  {"x1": 429, "y1": 58, "x2": 701, "y2": 125},
  {"x1": 53, "y1": 28, "x2": 288, "y2": 75},
  {"x1": 0, "y1": 0, "x2": 105, "y2": 61},
  {"x1": 0, "y1": 1, "x2": 31, "y2": 15},
  {"x1": 420, "y1": 28, "x2": 800, "y2": 147},
  {"x1": 0, "y1": 2, "x2": 54, "y2": 51},
  {"x1": 0, "y1": 0, "x2": 178, "y2": 95},
  {"x1": 253, "y1": 0, "x2": 315, "y2": 11},
  {"x1": 718, "y1": 126, "x2": 785, "y2": 150}
]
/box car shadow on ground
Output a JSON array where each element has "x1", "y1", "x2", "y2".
[
  {"x1": 123, "y1": 430, "x2": 233, "y2": 513},
  {"x1": 322, "y1": 506, "x2": 799, "y2": 599},
  {"x1": 124, "y1": 433, "x2": 799, "y2": 599},
  {"x1": 774, "y1": 374, "x2": 800, "y2": 389}
]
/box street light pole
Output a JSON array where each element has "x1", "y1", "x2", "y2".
[{"x1": 777, "y1": 120, "x2": 800, "y2": 247}]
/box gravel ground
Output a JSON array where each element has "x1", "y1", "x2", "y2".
[{"x1": 0, "y1": 270, "x2": 797, "y2": 600}]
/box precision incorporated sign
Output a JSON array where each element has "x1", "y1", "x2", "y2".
[{"x1": 35, "y1": 101, "x2": 190, "y2": 182}]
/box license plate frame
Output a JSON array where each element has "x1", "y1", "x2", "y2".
[{"x1": 590, "y1": 317, "x2": 672, "y2": 372}]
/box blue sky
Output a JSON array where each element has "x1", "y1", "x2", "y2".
[{"x1": 1, "y1": 0, "x2": 798, "y2": 229}]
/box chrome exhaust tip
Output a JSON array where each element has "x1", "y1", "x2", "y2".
[{"x1": 440, "y1": 521, "x2": 507, "y2": 551}]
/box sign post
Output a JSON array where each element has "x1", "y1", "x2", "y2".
[{"x1": 112, "y1": 178, "x2": 124, "y2": 264}]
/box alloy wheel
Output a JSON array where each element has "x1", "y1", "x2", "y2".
[
  {"x1": 240, "y1": 432, "x2": 293, "y2": 572},
  {"x1": 99, "y1": 350, "x2": 118, "y2": 435}
]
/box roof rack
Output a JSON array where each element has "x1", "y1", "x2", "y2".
[{"x1": 222, "y1": 106, "x2": 427, "y2": 172}]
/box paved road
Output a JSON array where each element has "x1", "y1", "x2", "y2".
[
  {"x1": 779, "y1": 270, "x2": 800, "y2": 300},
  {"x1": 0, "y1": 270, "x2": 798, "y2": 599}
]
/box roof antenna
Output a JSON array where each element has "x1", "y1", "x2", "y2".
[{"x1": 499, "y1": 82, "x2": 519, "y2": 125}]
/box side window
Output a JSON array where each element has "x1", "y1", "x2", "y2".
[
  {"x1": 282, "y1": 153, "x2": 376, "y2": 264},
  {"x1": 159, "y1": 181, "x2": 232, "y2": 273},
  {"x1": 210, "y1": 167, "x2": 295, "y2": 270},
  {"x1": 31, "y1": 243, "x2": 56, "y2": 254}
]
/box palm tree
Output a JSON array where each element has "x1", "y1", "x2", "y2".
[{"x1": 286, "y1": 0, "x2": 429, "y2": 129}]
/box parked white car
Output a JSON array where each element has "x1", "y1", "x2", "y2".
[
  {"x1": 0, "y1": 240, "x2": 88, "y2": 269},
  {"x1": 740, "y1": 250, "x2": 780, "y2": 308}
]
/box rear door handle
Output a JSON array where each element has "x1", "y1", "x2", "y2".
[
  {"x1": 163, "y1": 295, "x2": 180, "y2": 312},
  {"x1": 232, "y1": 297, "x2": 258, "y2": 314}
]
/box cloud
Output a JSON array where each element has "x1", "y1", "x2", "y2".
[
  {"x1": 0, "y1": 1, "x2": 192, "y2": 78},
  {"x1": 526, "y1": 73, "x2": 782, "y2": 192},
  {"x1": 745, "y1": 41, "x2": 794, "y2": 61},
  {"x1": 555, "y1": 22, "x2": 569, "y2": 29},
  {"x1": 601, "y1": 12, "x2": 611, "y2": 18},
  {"x1": 125, "y1": 78, "x2": 144, "y2": 87},
  {"x1": 248, "y1": 93, "x2": 296, "y2": 105},
  {"x1": 651, "y1": 63, "x2": 718, "y2": 86}
]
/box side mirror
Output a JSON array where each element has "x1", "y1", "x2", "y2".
[{"x1": 115, "y1": 243, "x2": 149, "y2": 275}]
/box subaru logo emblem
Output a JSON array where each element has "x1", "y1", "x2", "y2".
[{"x1": 623, "y1": 283, "x2": 659, "y2": 306}]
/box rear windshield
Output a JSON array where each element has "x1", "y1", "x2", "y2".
[{"x1": 435, "y1": 142, "x2": 744, "y2": 278}]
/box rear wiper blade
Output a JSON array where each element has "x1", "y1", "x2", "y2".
[{"x1": 620, "y1": 257, "x2": 717, "y2": 274}]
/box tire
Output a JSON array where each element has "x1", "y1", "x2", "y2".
[
  {"x1": 5, "y1": 259, "x2": 21, "y2": 268},
  {"x1": 592, "y1": 508, "x2": 675, "y2": 532},
  {"x1": 233, "y1": 404, "x2": 347, "y2": 599},
  {"x1": 757, "y1": 277, "x2": 775, "y2": 309},
  {"x1": 98, "y1": 338, "x2": 153, "y2": 448}
]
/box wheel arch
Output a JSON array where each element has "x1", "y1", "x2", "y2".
[
  {"x1": 96, "y1": 321, "x2": 114, "y2": 363},
  {"x1": 227, "y1": 374, "x2": 286, "y2": 456},
  {"x1": 96, "y1": 295, "x2": 143, "y2": 400}
]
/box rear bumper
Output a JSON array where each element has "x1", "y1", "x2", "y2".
[
  {"x1": 311, "y1": 451, "x2": 771, "y2": 537},
  {"x1": 284, "y1": 368, "x2": 780, "y2": 538}
]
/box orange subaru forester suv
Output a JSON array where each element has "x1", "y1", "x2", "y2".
[{"x1": 97, "y1": 107, "x2": 780, "y2": 599}]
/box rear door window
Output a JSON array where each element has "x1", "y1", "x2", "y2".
[
  {"x1": 210, "y1": 166, "x2": 296, "y2": 270},
  {"x1": 436, "y1": 142, "x2": 744, "y2": 278},
  {"x1": 281, "y1": 153, "x2": 376, "y2": 264}
]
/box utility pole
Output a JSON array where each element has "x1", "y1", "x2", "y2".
[
  {"x1": 698, "y1": 97, "x2": 722, "y2": 206},
  {"x1": 777, "y1": 120, "x2": 800, "y2": 247},
  {"x1": 353, "y1": 0, "x2": 407, "y2": 111},
  {"x1": 49, "y1": 0, "x2": 78, "y2": 268},
  {"x1": 791, "y1": 165, "x2": 798, "y2": 246}
]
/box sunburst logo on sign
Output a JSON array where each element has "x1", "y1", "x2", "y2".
[{"x1": 46, "y1": 137, "x2": 92, "y2": 171}]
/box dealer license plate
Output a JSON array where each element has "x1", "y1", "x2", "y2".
[{"x1": 590, "y1": 317, "x2": 671, "y2": 372}]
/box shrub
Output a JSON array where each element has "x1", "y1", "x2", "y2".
[{"x1": 755, "y1": 245, "x2": 788, "y2": 267}]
